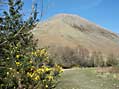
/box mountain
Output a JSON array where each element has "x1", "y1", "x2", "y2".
[{"x1": 32, "y1": 14, "x2": 119, "y2": 67}]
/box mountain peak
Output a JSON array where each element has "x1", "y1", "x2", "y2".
[
  {"x1": 51, "y1": 13, "x2": 119, "y2": 37},
  {"x1": 33, "y1": 13, "x2": 119, "y2": 57},
  {"x1": 51, "y1": 13, "x2": 99, "y2": 29},
  {"x1": 53, "y1": 13, "x2": 80, "y2": 18},
  {"x1": 52, "y1": 13, "x2": 86, "y2": 22}
]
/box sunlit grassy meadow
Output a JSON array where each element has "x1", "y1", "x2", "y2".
[{"x1": 56, "y1": 68, "x2": 119, "y2": 89}]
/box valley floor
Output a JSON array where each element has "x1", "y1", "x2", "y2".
[{"x1": 56, "y1": 68, "x2": 119, "y2": 89}]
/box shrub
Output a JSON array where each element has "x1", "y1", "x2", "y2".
[
  {"x1": 90, "y1": 51, "x2": 105, "y2": 67},
  {"x1": 0, "y1": 48, "x2": 63, "y2": 89},
  {"x1": 106, "y1": 54, "x2": 118, "y2": 66},
  {"x1": 49, "y1": 45, "x2": 119, "y2": 68},
  {"x1": 49, "y1": 46, "x2": 91, "y2": 68},
  {"x1": 0, "y1": 0, "x2": 63, "y2": 88},
  {"x1": 49, "y1": 46, "x2": 79, "y2": 68}
]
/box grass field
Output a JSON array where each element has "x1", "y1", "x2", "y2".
[{"x1": 56, "y1": 68, "x2": 119, "y2": 89}]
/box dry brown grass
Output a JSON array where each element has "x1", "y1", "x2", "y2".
[{"x1": 96, "y1": 67, "x2": 119, "y2": 73}]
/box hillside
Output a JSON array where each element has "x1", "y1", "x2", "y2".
[{"x1": 32, "y1": 14, "x2": 119, "y2": 67}]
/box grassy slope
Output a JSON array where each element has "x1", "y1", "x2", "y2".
[{"x1": 56, "y1": 68, "x2": 119, "y2": 89}]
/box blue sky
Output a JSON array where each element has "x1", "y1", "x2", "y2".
[{"x1": 23, "y1": 0, "x2": 119, "y2": 33}]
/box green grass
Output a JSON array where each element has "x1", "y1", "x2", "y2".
[{"x1": 56, "y1": 68, "x2": 119, "y2": 89}]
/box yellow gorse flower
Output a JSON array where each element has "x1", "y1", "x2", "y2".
[
  {"x1": 34, "y1": 76, "x2": 40, "y2": 81},
  {"x1": 45, "y1": 67, "x2": 51, "y2": 72},
  {"x1": 27, "y1": 72, "x2": 33, "y2": 77},
  {"x1": 16, "y1": 55, "x2": 20, "y2": 59},
  {"x1": 15, "y1": 62, "x2": 21, "y2": 66},
  {"x1": 31, "y1": 49, "x2": 49, "y2": 63},
  {"x1": 54, "y1": 64, "x2": 63, "y2": 73},
  {"x1": 47, "y1": 75, "x2": 53, "y2": 80},
  {"x1": 31, "y1": 51, "x2": 37, "y2": 56},
  {"x1": 29, "y1": 60, "x2": 33, "y2": 64},
  {"x1": 36, "y1": 68, "x2": 45, "y2": 73},
  {"x1": 31, "y1": 52, "x2": 34, "y2": 55},
  {"x1": 45, "y1": 85, "x2": 48, "y2": 88},
  {"x1": 27, "y1": 71, "x2": 40, "y2": 81}
]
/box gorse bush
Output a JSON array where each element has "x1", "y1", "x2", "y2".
[
  {"x1": 0, "y1": 0, "x2": 63, "y2": 89},
  {"x1": 0, "y1": 48, "x2": 63, "y2": 89}
]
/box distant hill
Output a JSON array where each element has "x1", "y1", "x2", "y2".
[{"x1": 33, "y1": 14, "x2": 119, "y2": 67}]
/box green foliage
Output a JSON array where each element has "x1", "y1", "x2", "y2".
[{"x1": 0, "y1": 0, "x2": 62, "y2": 88}]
